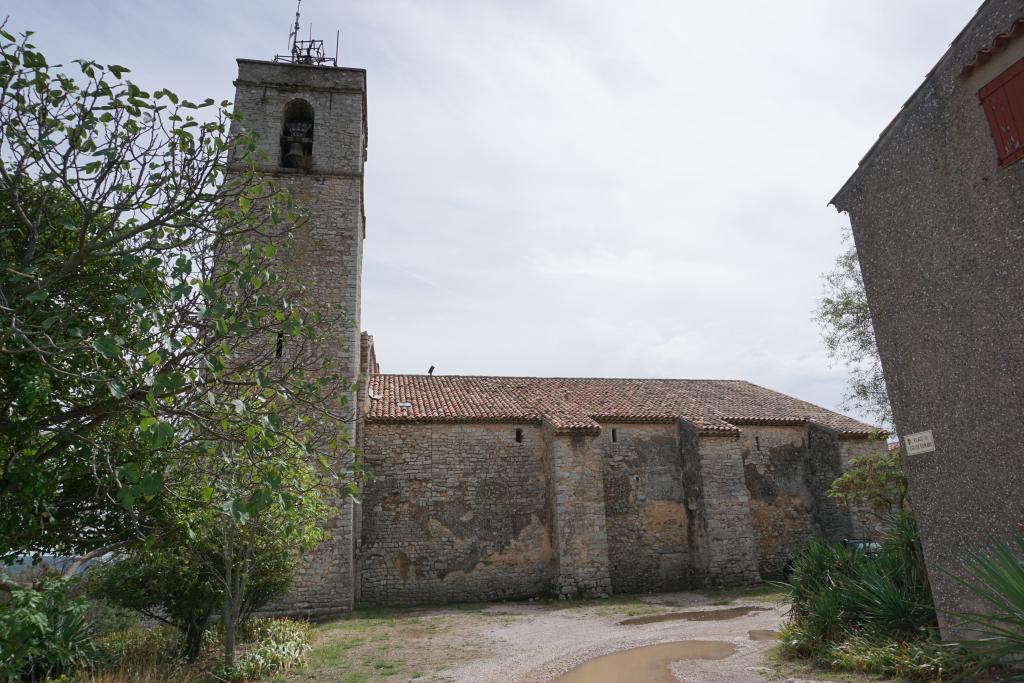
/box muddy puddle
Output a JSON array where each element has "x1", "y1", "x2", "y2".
[
  {"x1": 748, "y1": 629, "x2": 779, "y2": 641},
  {"x1": 619, "y1": 605, "x2": 770, "y2": 625},
  {"x1": 552, "y1": 641, "x2": 736, "y2": 683}
]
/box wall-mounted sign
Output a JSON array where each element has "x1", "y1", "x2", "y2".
[{"x1": 904, "y1": 430, "x2": 936, "y2": 456}]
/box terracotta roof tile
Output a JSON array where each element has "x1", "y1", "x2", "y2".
[
  {"x1": 960, "y1": 16, "x2": 1024, "y2": 78},
  {"x1": 366, "y1": 375, "x2": 879, "y2": 438}
]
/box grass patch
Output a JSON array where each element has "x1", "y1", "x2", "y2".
[
  {"x1": 290, "y1": 605, "x2": 482, "y2": 682},
  {"x1": 591, "y1": 599, "x2": 666, "y2": 618},
  {"x1": 775, "y1": 627, "x2": 977, "y2": 682},
  {"x1": 764, "y1": 644, "x2": 888, "y2": 683}
]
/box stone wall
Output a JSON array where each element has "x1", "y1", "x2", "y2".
[
  {"x1": 741, "y1": 426, "x2": 815, "y2": 579},
  {"x1": 805, "y1": 424, "x2": 856, "y2": 542},
  {"x1": 599, "y1": 423, "x2": 691, "y2": 593},
  {"x1": 229, "y1": 59, "x2": 367, "y2": 618},
  {"x1": 359, "y1": 424, "x2": 554, "y2": 605},
  {"x1": 740, "y1": 425, "x2": 851, "y2": 579},
  {"x1": 738, "y1": 425, "x2": 887, "y2": 579},
  {"x1": 355, "y1": 418, "x2": 881, "y2": 604}
]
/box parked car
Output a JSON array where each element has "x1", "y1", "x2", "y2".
[{"x1": 841, "y1": 538, "x2": 881, "y2": 556}]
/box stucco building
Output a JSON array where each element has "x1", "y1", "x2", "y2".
[
  {"x1": 229, "y1": 42, "x2": 884, "y2": 618},
  {"x1": 832, "y1": 0, "x2": 1024, "y2": 639}
]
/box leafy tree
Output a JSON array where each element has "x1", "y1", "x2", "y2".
[
  {"x1": 197, "y1": 444, "x2": 329, "y2": 669},
  {"x1": 0, "y1": 25, "x2": 362, "y2": 670},
  {"x1": 0, "y1": 27, "x2": 355, "y2": 564},
  {"x1": 87, "y1": 527, "x2": 220, "y2": 662},
  {"x1": 816, "y1": 230, "x2": 892, "y2": 430},
  {"x1": 89, "y1": 464, "x2": 323, "y2": 664},
  {"x1": 828, "y1": 445, "x2": 909, "y2": 520}
]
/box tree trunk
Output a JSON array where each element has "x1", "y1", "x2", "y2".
[
  {"x1": 184, "y1": 617, "x2": 207, "y2": 662},
  {"x1": 223, "y1": 520, "x2": 236, "y2": 671}
]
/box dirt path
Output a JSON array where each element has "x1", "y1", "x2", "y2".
[
  {"x1": 438, "y1": 593, "x2": 786, "y2": 683},
  {"x1": 290, "y1": 587, "x2": 872, "y2": 683}
]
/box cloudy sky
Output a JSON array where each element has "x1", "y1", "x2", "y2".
[{"x1": 8, "y1": 1, "x2": 979, "y2": 422}]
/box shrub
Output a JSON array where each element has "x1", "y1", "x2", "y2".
[
  {"x1": 92, "y1": 624, "x2": 184, "y2": 673},
  {"x1": 81, "y1": 599, "x2": 139, "y2": 639},
  {"x1": 777, "y1": 513, "x2": 972, "y2": 678},
  {"x1": 227, "y1": 618, "x2": 312, "y2": 681},
  {"x1": 828, "y1": 445, "x2": 909, "y2": 518},
  {"x1": 0, "y1": 577, "x2": 96, "y2": 681},
  {"x1": 782, "y1": 512, "x2": 936, "y2": 644},
  {"x1": 823, "y1": 631, "x2": 974, "y2": 681},
  {"x1": 845, "y1": 515, "x2": 935, "y2": 637},
  {"x1": 87, "y1": 553, "x2": 219, "y2": 662}
]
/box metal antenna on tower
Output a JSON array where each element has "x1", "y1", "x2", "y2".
[
  {"x1": 274, "y1": 0, "x2": 337, "y2": 67},
  {"x1": 283, "y1": 0, "x2": 301, "y2": 54}
]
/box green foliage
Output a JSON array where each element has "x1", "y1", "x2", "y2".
[
  {"x1": 91, "y1": 625, "x2": 184, "y2": 674},
  {"x1": 0, "y1": 24, "x2": 364, "y2": 672},
  {"x1": 828, "y1": 444, "x2": 909, "y2": 519},
  {"x1": 87, "y1": 549, "x2": 219, "y2": 662},
  {"x1": 948, "y1": 528, "x2": 1024, "y2": 679},
  {"x1": 780, "y1": 624, "x2": 974, "y2": 681},
  {"x1": 74, "y1": 619, "x2": 310, "y2": 683},
  {"x1": 88, "y1": 450, "x2": 326, "y2": 665},
  {"x1": 226, "y1": 618, "x2": 312, "y2": 681},
  {"x1": 816, "y1": 230, "x2": 891, "y2": 429},
  {"x1": 0, "y1": 25, "x2": 359, "y2": 569},
  {"x1": 81, "y1": 600, "x2": 138, "y2": 640},
  {"x1": 779, "y1": 513, "x2": 955, "y2": 677},
  {"x1": 0, "y1": 577, "x2": 96, "y2": 681}
]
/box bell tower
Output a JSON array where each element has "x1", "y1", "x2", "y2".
[{"x1": 227, "y1": 18, "x2": 368, "y2": 616}]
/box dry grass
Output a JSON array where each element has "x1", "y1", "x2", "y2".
[
  {"x1": 286, "y1": 607, "x2": 495, "y2": 683},
  {"x1": 70, "y1": 665, "x2": 206, "y2": 683}
]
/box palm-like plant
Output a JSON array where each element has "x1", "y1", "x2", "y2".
[{"x1": 950, "y1": 528, "x2": 1024, "y2": 680}]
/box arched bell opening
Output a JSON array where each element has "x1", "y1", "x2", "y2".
[{"x1": 280, "y1": 99, "x2": 315, "y2": 169}]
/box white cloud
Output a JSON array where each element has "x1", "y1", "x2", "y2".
[{"x1": 9, "y1": 0, "x2": 979, "y2": 423}]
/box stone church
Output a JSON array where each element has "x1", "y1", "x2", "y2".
[{"x1": 228, "y1": 49, "x2": 884, "y2": 618}]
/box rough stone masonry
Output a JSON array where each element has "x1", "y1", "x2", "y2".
[{"x1": 229, "y1": 55, "x2": 886, "y2": 618}]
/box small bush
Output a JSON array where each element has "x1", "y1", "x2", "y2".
[
  {"x1": 0, "y1": 577, "x2": 97, "y2": 681},
  {"x1": 226, "y1": 618, "x2": 312, "y2": 682},
  {"x1": 823, "y1": 631, "x2": 975, "y2": 681},
  {"x1": 782, "y1": 513, "x2": 936, "y2": 643},
  {"x1": 92, "y1": 624, "x2": 184, "y2": 672},
  {"x1": 81, "y1": 600, "x2": 139, "y2": 639},
  {"x1": 778, "y1": 513, "x2": 980, "y2": 679}
]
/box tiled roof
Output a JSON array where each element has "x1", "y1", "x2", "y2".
[
  {"x1": 960, "y1": 16, "x2": 1024, "y2": 78},
  {"x1": 366, "y1": 375, "x2": 879, "y2": 438}
]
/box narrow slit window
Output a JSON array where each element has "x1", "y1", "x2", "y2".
[
  {"x1": 515, "y1": 428, "x2": 523, "y2": 443},
  {"x1": 611, "y1": 428, "x2": 618, "y2": 443},
  {"x1": 755, "y1": 436, "x2": 761, "y2": 451},
  {"x1": 275, "y1": 332, "x2": 284, "y2": 358}
]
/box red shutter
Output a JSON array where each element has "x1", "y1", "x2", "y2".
[{"x1": 979, "y1": 58, "x2": 1024, "y2": 167}]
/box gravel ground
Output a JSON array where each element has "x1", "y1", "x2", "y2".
[
  {"x1": 418, "y1": 591, "x2": 814, "y2": 683},
  {"x1": 294, "y1": 589, "x2": 881, "y2": 682}
]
